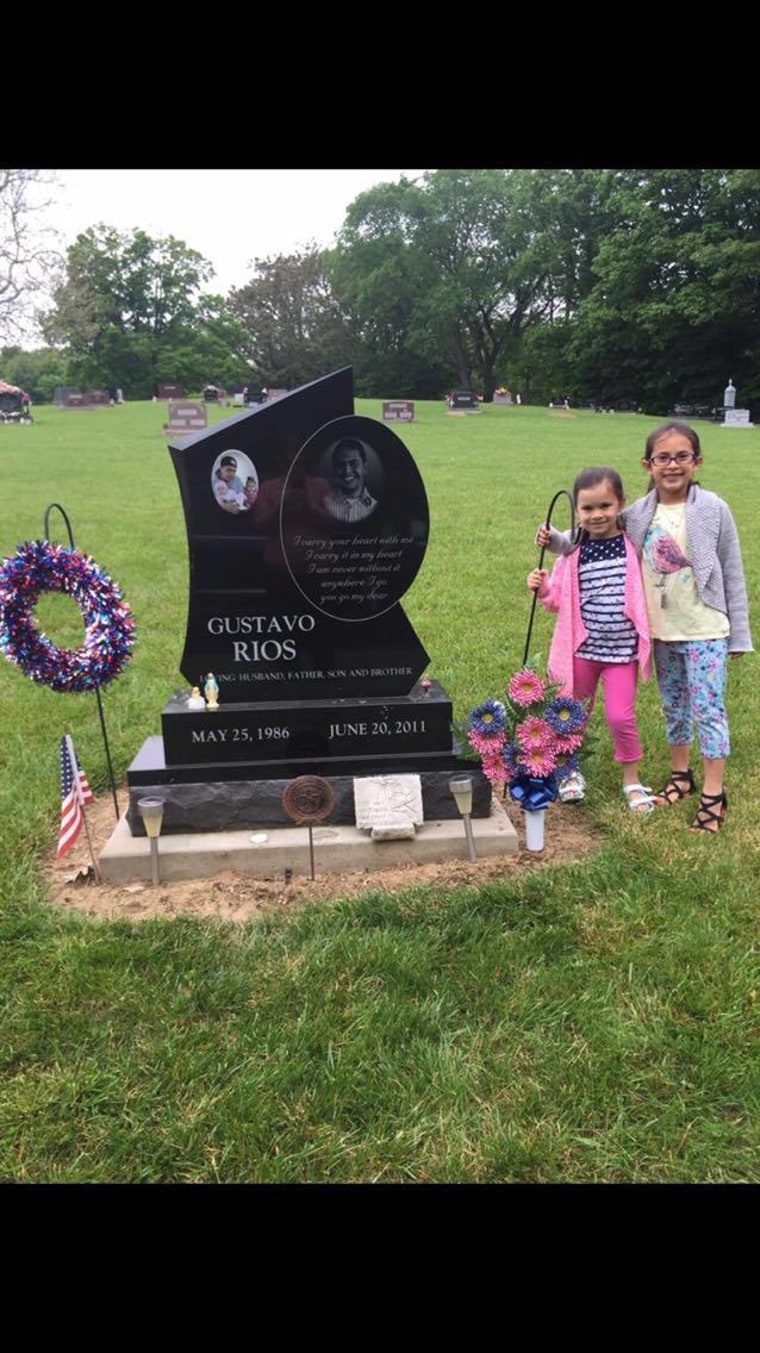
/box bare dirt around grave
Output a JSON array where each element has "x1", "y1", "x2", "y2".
[{"x1": 43, "y1": 788, "x2": 604, "y2": 923}]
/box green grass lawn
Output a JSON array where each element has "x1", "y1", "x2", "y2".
[{"x1": 0, "y1": 396, "x2": 758, "y2": 1184}]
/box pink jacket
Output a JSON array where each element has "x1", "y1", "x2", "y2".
[{"x1": 536, "y1": 535, "x2": 652, "y2": 693}]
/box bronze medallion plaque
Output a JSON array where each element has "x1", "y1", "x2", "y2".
[{"x1": 282, "y1": 775, "x2": 336, "y2": 824}]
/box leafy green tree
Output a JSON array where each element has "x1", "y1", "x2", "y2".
[
  {"x1": 39, "y1": 226, "x2": 249, "y2": 399},
  {"x1": 331, "y1": 169, "x2": 602, "y2": 399},
  {"x1": 228, "y1": 246, "x2": 355, "y2": 391},
  {"x1": 325, "y1": 178, "x2": 448, "y2": 397},
  {"x1": 0, "y1": 344, "x2": 69, "y2": 403},
  {"x1": 568, "y1": 169, "x2": 760, "y2": 410}
]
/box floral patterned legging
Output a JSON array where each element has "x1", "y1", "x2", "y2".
[{"x1": 653, "y1": 637, "x2": 730, "y2": 759}]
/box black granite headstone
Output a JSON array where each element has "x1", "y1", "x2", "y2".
[
  {"x1": 449, "y1": 390, "x2": 479, "y2": 411},
  {"x1": 168, "y1": 371, "x2": 429, "y2": 701},
  {"x1": 124, "y1": 368, "x2": 490, "y2": 831}
]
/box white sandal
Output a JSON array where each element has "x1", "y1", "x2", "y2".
[
  {"x1": 559, "y1": 770, "x2": 586, "y2": 803},
  {"x1": 623, "y1": 783, "x2": 657, "y2": 815}
]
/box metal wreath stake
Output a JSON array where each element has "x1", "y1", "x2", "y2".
[{"x1": 522, "y1": 488, "x2": 576, "y2": 668}]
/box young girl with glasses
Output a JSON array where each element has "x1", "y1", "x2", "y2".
[{"x1": 539, "y1": 421, "x2": 753, "y2": 832}]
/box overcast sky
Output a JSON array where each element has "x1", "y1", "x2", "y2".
[{"x1": 42, "y1": 168, "x2": 428, "y2": 296}]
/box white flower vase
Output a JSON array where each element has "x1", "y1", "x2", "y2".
[{"x1": 524, "y1": 809, "x2": 546, "y2": 852}]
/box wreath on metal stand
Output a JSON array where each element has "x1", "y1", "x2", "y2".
[
  {"x1": 0, "y1": 504, "x2": 136, "y2": 822},
  {"x1": 0, "y1": 538, "x2": 135, "y2": 693}
]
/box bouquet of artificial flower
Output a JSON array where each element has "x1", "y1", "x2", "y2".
[{"x1": 468, "y1": 668, "x2": 589, "y2": 812}]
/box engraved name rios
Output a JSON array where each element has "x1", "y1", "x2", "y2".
[{"x1": 207, "y1": 613, "x2": 315, "y2": 663}]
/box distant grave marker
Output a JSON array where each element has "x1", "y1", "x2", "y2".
[
  {"x1": 164, "y1": 401, "x2": 208, "y2": 436},
  {"x1": 720, "y1": 378, "x2": 753, "y2": 427},
  {"x1": 382, "y1": 400, "x2": 415, "y2": 423},
  {"x1": 62, "y1": 389, "x2": 111, "y2": 409},
  {"x1": 447, "y1": 389, "x2": 480, "y2": 413}
]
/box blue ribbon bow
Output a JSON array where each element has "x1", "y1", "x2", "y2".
[{"x1": 509, "y1": 773, "x2": 559, "y2": 812}]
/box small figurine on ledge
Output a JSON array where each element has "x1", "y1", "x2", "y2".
[
  {"x1": 204, "y1": 672, "x2": 220, "y2": 709},
  {"x1": 187, "y1": 686, "x2": 206, "y2": 711}
]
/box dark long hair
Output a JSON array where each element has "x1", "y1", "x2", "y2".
[{"x1": 643, "y1": 421, "x2": 702, "y2": 462}]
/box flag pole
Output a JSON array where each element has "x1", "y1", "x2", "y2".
[{"x1": 65, "y1": 733, "x2": 102, "y2": 884}]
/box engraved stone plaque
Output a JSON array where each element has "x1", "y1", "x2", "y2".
[{"x1": 353, "y1": 774, "x2": 424, "y2": 831}]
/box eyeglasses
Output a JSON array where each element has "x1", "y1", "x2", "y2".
[{"x1": 648, "y1": 451, "x2": 696, "y2": 467}]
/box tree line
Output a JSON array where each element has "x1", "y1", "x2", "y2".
[{"x1": 2, "y1": 168, "x2": 759, "y2": 412}]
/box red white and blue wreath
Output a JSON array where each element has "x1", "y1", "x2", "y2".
[{"x1": 0, "y1": 540, "x2": 136, "y2": 693}]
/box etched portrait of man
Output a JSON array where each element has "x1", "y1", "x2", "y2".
[{"x1": 322, "y1": 437, "x2": 378, "y2": 524}]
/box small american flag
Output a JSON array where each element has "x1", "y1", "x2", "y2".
[{"x1": 57, "y1": 735, "x2": 94, "y2": 860}]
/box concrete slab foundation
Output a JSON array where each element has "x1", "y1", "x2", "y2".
[{"x1": 99, "y1": 795, "x2": 519, "y2": 885}]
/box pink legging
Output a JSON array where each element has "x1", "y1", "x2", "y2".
[{"x1": 572, "y1": 657, "x2": 642, "y2": 765}]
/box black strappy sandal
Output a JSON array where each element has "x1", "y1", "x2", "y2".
[
  {"x1": 657, "y1": 768, "x2": 695, "y2": 805},
  {"x1": 690, "y1": 790, "x2": 728, "y2": 833}
]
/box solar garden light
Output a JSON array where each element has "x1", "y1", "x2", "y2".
[
  {"x1": 449, "y1": 775, "x2": 477, "y2": 862},
  {"x1": 138, "y1": 797, "x2": 165, "y2": 885}
]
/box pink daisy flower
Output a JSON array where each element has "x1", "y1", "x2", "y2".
[
  {"x1": 507, "y1": 668, "x2": 546, "y2": 708},
  {"x1": 521, "y1": 745, "x2": 557, "y2": 778},
  {"x1": 516, "y1": 716, "x2": 555, "y2": 754},
  {"x1": 481, "y1": 752, "x2": 509, "y2": 785},
  {"x1": 468, "y1": 728, "x2": 507, "y2": 757},
  {"x1": 553, "y1": 731, "x2": 585, "y2": 754}
]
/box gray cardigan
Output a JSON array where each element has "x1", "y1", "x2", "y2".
[{"x1": 544, "y1": 484, "x2": 753, "y2": 653}]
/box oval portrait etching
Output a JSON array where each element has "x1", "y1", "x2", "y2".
[
  {"x1": 211, "y1": 450, "x2": 258, "y2": 516},
  {"x1": 280, "y1": 415, "x2": 429, "y2": 622}
]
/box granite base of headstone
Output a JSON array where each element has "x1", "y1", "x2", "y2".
[{"x1": 125, "y1": 366, "x2": 490, "y2": 835}]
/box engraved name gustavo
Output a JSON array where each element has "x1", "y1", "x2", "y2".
[{"x1": 207, "y1": 613, "x2": 315, "y2": 663}]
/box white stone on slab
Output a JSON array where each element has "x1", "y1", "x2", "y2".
[{"x1": 353, "y1": 774, "x2": 424, "y2": 831}]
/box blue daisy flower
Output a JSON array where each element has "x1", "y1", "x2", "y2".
[
  {"x1": 553, "y1": 750, "x2": 580, "y2": 782},
  {"x1": 470, "y1": 698, "x2": 507, "y2": 738},
  {"x1": 501, "y1": 741, "x2": 524, "y2": 776},
  {"x1": 544, "y1": 695, "x2": 587, "y2": 737}
]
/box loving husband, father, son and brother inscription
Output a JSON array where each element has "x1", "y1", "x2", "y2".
[{"x1": 124, "y1": 368, "x2": 490, "y2": 833}]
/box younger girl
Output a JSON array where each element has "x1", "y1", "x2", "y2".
[{"x1": 529, "y1": 466, "x2": 655, "y2": 813}]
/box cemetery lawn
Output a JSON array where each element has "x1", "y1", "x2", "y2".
[{"x1": 0, "y1": 398, "x2": 758, "y2": 1185}]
